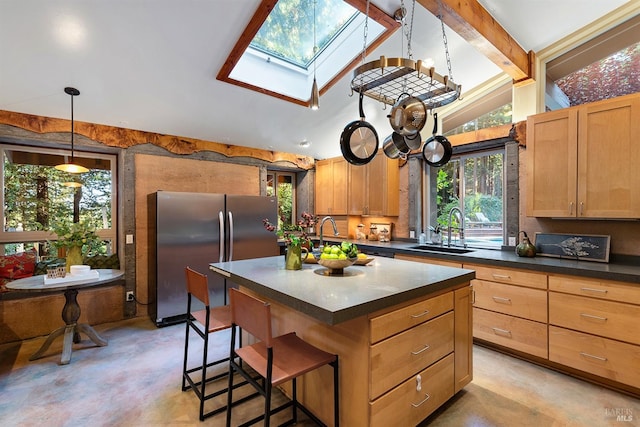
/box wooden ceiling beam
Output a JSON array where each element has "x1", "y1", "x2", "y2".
[{"x1": 416, "y1": 0, "x2": 535, "y2": 84}]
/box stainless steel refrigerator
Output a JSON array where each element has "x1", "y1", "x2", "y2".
[{"x1": 148, "y1": 191, "x2": 279, "y2": 326}]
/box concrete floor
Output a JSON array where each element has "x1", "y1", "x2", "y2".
[{"x1": 0, "y1": 316, "x2": 637, "y2": 426}]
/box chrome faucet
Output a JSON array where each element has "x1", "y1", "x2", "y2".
[
  {"x1": 319, "y1": 216, "x2": 339, "y2": 249},
  {"x1": 447, "y1": 207, "x2": 466, "y2": 248}
]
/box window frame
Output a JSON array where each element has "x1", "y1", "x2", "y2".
[
  {"x1": 217, "y1": 0, "x2": 399, "y2": 107},
  {"x1": 423, "y1": 145, "x2": 506, "y2": 249},
  {"x1": 266, "y1": 170, "x2": 297, "y2": 230},
  {"x1": 0, "y1": 143, "x2": 118, "y2": 255}
]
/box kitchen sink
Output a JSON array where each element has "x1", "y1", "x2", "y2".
[{"x1": 410, "y1": 245, "x2": 475, "y2": 254}]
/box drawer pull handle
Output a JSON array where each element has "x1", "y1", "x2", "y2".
[
  {"x1": 580, "y1": 287, "x2": 608, "y2": 294},
  {"x1": 580, "y1": 352, "x2": 607, "y2": 362},
  {"x1": 492, "y1": 274, "x2": 511, "y2": 280},
  {"x1": 410, "y1": 310, "x2": 430, "y2": 318},
  {"x1": 491, "y1": 327, "x2": 512, "y2": 337},
  {"x1": 411, "y1": 344, "x2": 431, "y2": 355},
  {"x1": 492, "y1": 296, "x2": 512, "y2": 304},
  {"x1": 411, "y1": 393, "x2": 431, "y2": 408},
  {"x1": 580, "y1": 313, "x2": 607, "y2": 322}
]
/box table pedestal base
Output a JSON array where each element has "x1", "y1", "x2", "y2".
[{"x1": 29, "y1": 288, "x2": 108, "y2": 365}]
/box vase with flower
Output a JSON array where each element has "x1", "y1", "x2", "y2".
[
  {"x1": 263, "y1": 212, "x2": 317, "y2": 270},
  {"x1": 49, "y1": 220, "x2": 103, "y2": 272}
]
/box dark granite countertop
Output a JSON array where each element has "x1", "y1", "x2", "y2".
[
  {"x1": 330, "y1": 239, "x2": 640, "y2": 285},
  {"x1": 210, "y1": 255, "x2": 474, "y2": 325}
]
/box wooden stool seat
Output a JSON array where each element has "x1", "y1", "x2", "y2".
[
  {"x1": 236, "y1": 332, "x2": 336, "y2": 386},
  {"x1": 191, "y1": 305, "x2": 232, "y2": 334},
  {"x1": 226, "y1": 288, "x2": 339, "y2": 427},
  {"x1": 182, "y1": 267, "x2": 257, "y2": 421}
]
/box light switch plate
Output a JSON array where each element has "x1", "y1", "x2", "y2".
[
  {"x1": 508, "y1": 236, "x2": 516, "y2": 246},
  {"x1": 126, "y1": 234, "x2": 134, "y2": 244}
]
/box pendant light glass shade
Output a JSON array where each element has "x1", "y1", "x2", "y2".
[
  {"x1": 310, "y1": 77, "x2": 319, "y2": 110},
  {"x1": 55, "y1": 87, "x2": 89, "y2": 174}
]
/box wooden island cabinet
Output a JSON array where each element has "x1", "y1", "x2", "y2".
[{"x1": 210, "y1": 256, "x2": 474, "y2": 426}]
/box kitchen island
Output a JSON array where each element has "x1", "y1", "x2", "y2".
[{"x1": 210, "y1": 255, "x2": 475, "y2": 426}]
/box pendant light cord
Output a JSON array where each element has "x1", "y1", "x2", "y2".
[
  {"x1": 70, "y1": 91, "x2": 75, "y2": 162},
  {"x1": 313, "y1": 0, "x2": 317, "y2": 74}
]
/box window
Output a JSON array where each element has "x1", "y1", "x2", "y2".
[
  {"x1": 445, "y1": 103, "x2": 513, "y2": 136},
  {"x1": 426, "y1": 149, "x2": 504, "y2": 249},
  {"x1": 266, "y1": 171, "x2": 296, "y2": 230},
  {"x1": 553, "y1": 42, "x2": 639, "y2": 107},
  {"x1": 0, "y1": 144, "x2": 117, "y2": 256},
  {"x1": 250, "y1": 0, "x2": 358, "y2": 69},
  {"x1": 218, "y1": 0, "x2": 396, "y2": 106},
  {"x1": 545, "y1": 14, "x2": 640, "y2": 109}
]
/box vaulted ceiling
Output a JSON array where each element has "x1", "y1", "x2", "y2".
[{"x1": 0, "y1": 0, "x2": 634, "y2": 160}]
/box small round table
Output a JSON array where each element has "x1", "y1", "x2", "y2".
[{"x1": 7, "y1": 269, "x2": 124, "y2": 365}]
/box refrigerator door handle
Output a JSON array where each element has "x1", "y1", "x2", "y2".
[
  {"x1": 228, "y1": 211, "x2": 234, "y2": 261},
  {"x1": 218, "y1": 211, "x2": 225, "y2": 263}
]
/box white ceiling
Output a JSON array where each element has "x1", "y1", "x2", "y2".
[{"x1": 0, "y1": 0, "x2": 631, "y2": 160}]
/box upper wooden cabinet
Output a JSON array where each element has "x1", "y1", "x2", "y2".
[
  {"x1": 348, "y1": 152, "x2": 399, "y2": 216},
  {"x1": 315, "y1": 157, "x2": 348, "y2": 215},
  {"x1": 526, "y1": 93, "x2": 640, "y2": 218}
]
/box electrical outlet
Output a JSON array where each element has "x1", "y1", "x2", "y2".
[{"x1": 126, "y1": 291, "x2": 134, "y2": 302}]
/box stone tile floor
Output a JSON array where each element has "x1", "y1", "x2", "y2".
[{"x1": 0, "y1": 317, "x2": 637, "y2": 426}]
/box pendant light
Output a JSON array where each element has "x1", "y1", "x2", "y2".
[
  {"x1": 309, "y1": 0, "x2": 319, "y2": 110},
  {"x1": 56, "y1": 87, "x2": 89, "y2": 174}
]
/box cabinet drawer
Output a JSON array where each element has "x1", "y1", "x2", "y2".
[
  {"x1": 549, "y1": 326, "x2": 640, "y2": 389},
  {"x1": 464, "y1": 264, "x2": 547, "y2": 289},
  {"x1": 473, "y1": 308, "x2": 548, "y2": 359},
  {"x1": 370, "y1": 292, "x2": 453, "y2": 344},
  {"x1": 370, "y1": 312, "x2": 454, "y2": 399},
  {"x1": 394, "y1": 253, "x2": 463, "y2": 268},
  {"x1": 370, "y1": 354, "x2": 454, "y2": 427},
  {"x1": 549, "y1": 292, "x2": 640, "y2": 345},
  {"x1": 549, "y1": 275, "x2": 640, "y2": 305},
  {"x1": 472, "y1": 279, "x2": 547, "y2": 322}
]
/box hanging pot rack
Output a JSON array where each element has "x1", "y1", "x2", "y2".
[{"x1": 350, "y1": 55, "x2": 461, "y2": 109}]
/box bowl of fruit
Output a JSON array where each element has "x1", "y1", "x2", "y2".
[{"x1": 317, "y1": 242, "x2": 358, "y2": 274}]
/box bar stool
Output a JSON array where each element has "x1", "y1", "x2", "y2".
[
  {"x1": 226, "y1": 288, "x2": 339, "y2": 427},
  {"x1": 182, "y1": 267, "x2": 256, "y2": 421}
]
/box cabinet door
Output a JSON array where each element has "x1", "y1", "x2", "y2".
[
  {"x1": 578, "y1": 95, "x2": 640, "y2": 218},
  {"x1": 315, "y1": 158, "x2": 348, "y2": 215},
  {"x1": 526, "y1": 108, "x2": 578, "y2": 217},
  {"x1": 348, "y1": 162, "x2": 367, "y2": 215},
  {"x1": 315, "y1": 160, "x2": 333, "y2": 215},
  {"x1": 332, "y1": 158, "x2": 348, "y2": 214},
  {"x1": 454, "y1": 286, "x2": 473, "y2": 393},
  {"x1": 367, "y1": 154, "x2": 399, "y2": 216}
]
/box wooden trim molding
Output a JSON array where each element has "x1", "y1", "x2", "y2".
[{"x1": 0, "y1": 110, "x2": 314, "y2": 170}]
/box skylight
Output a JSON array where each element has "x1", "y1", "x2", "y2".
[
  {"x1": 217, "y1": 0, "x2": 398, "y2": 107},
  {"x1": 250, "y1": 0, "x2": 358, "y2": 69}
]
